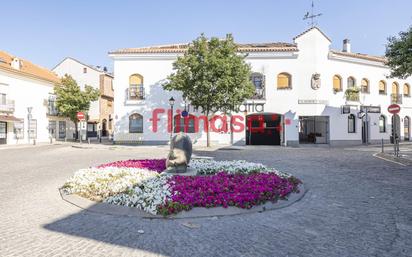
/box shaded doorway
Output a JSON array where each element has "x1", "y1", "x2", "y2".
[
  {"x1": 0, "y1": 121, "x2": 6, "y2": 144},
  {"x1": 246, "y1": 113, "x2": 282, "y2": 145},
  {"x1": 102, "y1": 119, "x2": 108, "y2": 137},
  {"x1": 299, "y1": 116, "x2": 329, "y2": 144}
]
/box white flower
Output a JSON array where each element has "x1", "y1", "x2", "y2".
[
  {"x1": 62, "y1": 167, "x2": 158, "y2": 200},
  {"x1": 104, "y1": 173, "x2": 172, "y2": 215},
  {"x1": 189, "y1": 159, "x2": 290, "y2": 177}
]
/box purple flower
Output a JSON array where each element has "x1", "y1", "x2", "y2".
[
  {"x1": 97, "y1": 159, "x2": 166, "y2": 173},
  {"x1": 158, "y1": 172, "x2": 301, "y2": 215}
]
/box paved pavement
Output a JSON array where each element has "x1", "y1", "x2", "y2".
[{"x1": 0, "y1": 144, "x2": 411, "y2": 257}]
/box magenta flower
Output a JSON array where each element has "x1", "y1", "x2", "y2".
[
  {"x1": 158, "y1": 172, "x2": 301, "y2": 215},
  {"x1": 97, "y1": 159, "x2": 166, "y2": 173}
]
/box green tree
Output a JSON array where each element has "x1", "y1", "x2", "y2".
[
  {"x1": 54, "y1": 74, "x2": 100, "y2": 136},
  {"x1": 164, "y1": 34, "x2": 255, "y2": 147},
  {"x1": 385, "y1": 26, "x2": 412, "y2": 79}
]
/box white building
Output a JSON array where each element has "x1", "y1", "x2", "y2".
[
  {"x1": 109, "y1": 27, "x2": 412, "y2": 146},
  {"x1": 53, "y1": 58, "x2": 114, "y2": 138},
  {"x1": 0, "y1": 51, "x2": 75, "y2": 145}
]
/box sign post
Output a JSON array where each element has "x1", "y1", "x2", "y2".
[
  {"x1": 77, "y1": 112, "x2": 85, "y2": 143},
  {"x1": 388, "y1": 104, "x2": 401, "y2": 157}
]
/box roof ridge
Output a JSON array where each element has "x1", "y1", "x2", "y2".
[
  {"x1": 293, "y1": 27, "x2": 332, "y2": 42},
  {"x1": 109, "y1": 41, "x2": 298, "y2": 55}
]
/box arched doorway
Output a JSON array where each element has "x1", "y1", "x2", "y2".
[
  {"x1": 102, "y1": 119, "x2": 108, "y2": 137},
  {"x1": 246, "y1": 113, "x2": 282, "y2": 145},
  {"x1": 405, "y1": 116, "x2": 410, "y2": 141}
]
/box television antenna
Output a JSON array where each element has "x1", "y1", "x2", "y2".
[{"x1": 303, "y1": 1, "x2": 322, "y2": 28}]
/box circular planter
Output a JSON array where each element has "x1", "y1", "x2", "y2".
[{"x1": 59, "y1": 183, "x2": 306, "y2": 219}]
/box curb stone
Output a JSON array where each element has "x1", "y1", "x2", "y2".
[{"x1": 59, "y1": 184, "x2": 306, "y2": 219}]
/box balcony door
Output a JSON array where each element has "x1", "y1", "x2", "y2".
[{"x1": 0, "y1": 121, "x2": 7, "y2": 144}]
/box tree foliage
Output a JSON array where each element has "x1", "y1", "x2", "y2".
[
  {"x1": 164, "y1": 34, "x2": 255, "y2": 146},
  {"x1": 385, "y1": 26, "x2": 412, "y2": 79},
  {"x1": 54, "y1": 74, "x2": 100, "y2": 123}
]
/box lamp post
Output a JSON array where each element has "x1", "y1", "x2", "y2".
[{"x1": 169, "y1": 97, "x2": 175, "y2": 145}]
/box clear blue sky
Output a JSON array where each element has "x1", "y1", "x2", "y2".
[{"x1": 2, "y1": 0, "x2": 411, "y2": 71}]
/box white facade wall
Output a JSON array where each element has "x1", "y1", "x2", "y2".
[
  {"x1": 110, "y1": 28, "x2": 412, "y2": 146},
  {"x1": 53, "y1": 58, "x2": 101, "y2": 121},
  {"x1": 0, "y1": 70, "x2": 75, "y2": 145}
]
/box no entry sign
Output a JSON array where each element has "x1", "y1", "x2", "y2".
[
  {"x1": 387, "y1": 104, "x2": 401, "y2": 114},
  {"x1": 77, "y1": 112, "x2": 85, "y2": 120}
]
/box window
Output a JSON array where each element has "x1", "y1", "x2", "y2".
[
  {"x1": 348, "y1": 114, "x2": 356, "y2": 133},
  {"x1": 277, "y1": 72, "x2": 291, "y2": 89},
  {"x1": 361, "y1": 78, "x2": 369, "y2": 93},
  {"x1": 129, "y1": 113, "x2": 143, "y2": 133},
  {"x1": 379, "y1": 115, "x2": 386, "y2": 133},
  {"x1": 333, "y1": 75, "x2": 342, "y2": 92},
  {"x1": 403, "y1": 83, "x2": 410, "y2": 97},
  {"x1": 347, "y1": 76, "x2": 356, "y2": 88},
  {"x1": 83, "y1": 67, "x2": 87, "y2": 73},
  {"x1": 392, "y1": 82, "x2": 399, "y2": 95},
  {"x1": 250, "y1": 72, "x2": 264, "y2": 98},
  {"x1": 379, "y1": 80, "x2": 387, "y2": 94},
  {"x1": 0, "y1": 93, "x2": 6, "y2": 105},
  {"x1": 129, "y1": 74, "x2": 144, "y2": 100},
  {"x1": 174, "y1": 114, "x2": 196, "y2": 133}
]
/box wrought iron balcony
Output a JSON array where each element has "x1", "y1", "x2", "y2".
[
  {"x1": 0, "y1": 99, "x2": 15, "y2": 113},
  {"x1": 345, "y1": 88, "x2": 360, "y2": 102},
  {"x1": 249, "y1": 87, "x2": 265, "y2": 100},
  {"x1": 127, "y1": 85, "x2": 145, "y2": 100},
  {"x1": 47, "y1": 99, "x2": 59, "y2": 116},
  {"x1": 391, "y1": 94, "x2": 402, "y2": 104}
]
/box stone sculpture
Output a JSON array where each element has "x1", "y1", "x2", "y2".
[{"x1": 166, "y1": 133, "x2": 192, "y2": 173}]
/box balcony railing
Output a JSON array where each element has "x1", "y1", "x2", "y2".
[
  {"x1": 127, "y1": 85, "x2": 145, "y2": 100},
  {"x1": 0, "y1": 99, "x2": 15, "y2": 113},
  {"x1": 391, "y1": 94, "x2": 402, "y2": 104},
  {"x1": 345, "y1": 88, "x2": 360, "y2": 102},
  {"x1": 249, "y1": 87, "x2": 265, "y2": 100},
  {"x1": 47, "y1": 100, "x2": 59, "y2": 116}
]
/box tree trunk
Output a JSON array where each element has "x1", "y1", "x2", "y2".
[
  {"x1": 74, "y1": 120, "x2": 78, "y2": 140},
  {"x1": 206, "y1": 111, "x2": 211, "y2": 147}
]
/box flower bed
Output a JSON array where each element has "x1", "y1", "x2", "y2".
[
  {"x1": 157, "y1": 172, "x2": 300, "y2": 216},
  {"x1": 62, "y1": 158, "x2": 301, "y2": 216}
]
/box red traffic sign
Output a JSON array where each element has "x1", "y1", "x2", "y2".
[
  {"x1": 387, "y1": 104, "x2": 401, "y2": 114},
  {"x1": 77, "y1": 112, "x2": 85, "y2": 120}
]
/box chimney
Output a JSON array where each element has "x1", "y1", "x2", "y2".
[
  {"x1": 343, "y1": 39, "x2": 351, "y2": 53},
  {"x1": 11, "y1": 58, "x2": 22, "y2": 70}
]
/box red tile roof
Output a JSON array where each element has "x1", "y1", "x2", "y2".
[
  {"x1": 330, "y1": 50, "x2": 387, "y2": 63},
  {"x1": 110, "y1": 42, "x2": 298, "y2": 54},
  {"x1": 0, "y1": 51, "x2": 60, "y2": 84}
]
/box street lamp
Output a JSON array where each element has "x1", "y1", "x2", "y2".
[{"x1": 169, "y1": 97, "x2": 175, "y2": 144}]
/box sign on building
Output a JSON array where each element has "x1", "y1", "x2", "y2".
[{"x1": 360, "y1": 106, "x2": 381, "y2": 113}]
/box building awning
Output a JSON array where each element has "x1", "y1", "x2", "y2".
[{"x1": 0, "y1": 115, "x2": 23, "y2": 122}]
